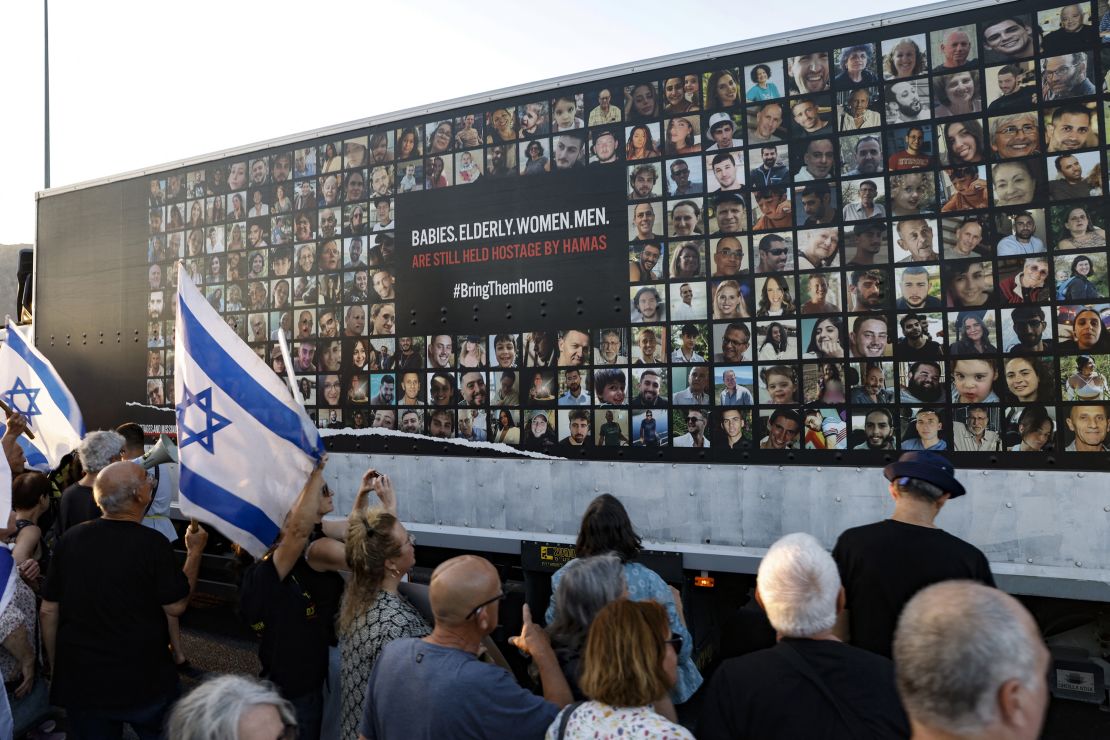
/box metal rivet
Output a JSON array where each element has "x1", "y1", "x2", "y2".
[
  {"x1": 835, "y1": 496, "x2": 842, "y2": 502},
  {"x1": 760, "y1": 493, "x2": 767, "y2": 499},
  {"x1": 1005, "y1": 502, "x2": 1013, "y2": 508},
  {"x1": 1027, "y1": 558, "x2": 1033, "y2": 564},
  {"x1": 1078, "y1": 472, "x2": 1085, "y2": 478},
  {"x1": 1076, "y1": 561, "x2": 1083, "y2": 567},
  {"x1": 689, "y1": 491, "x2": 695, "y2": 496},
  {"x1": 816, "y1": 467, "x2": 822, "y2": 472}
]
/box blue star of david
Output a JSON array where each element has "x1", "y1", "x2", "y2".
[
  {"x1": 176, "y1": 384, "x2": 233, "y2": 453},
  {"x1": 2, "y1": 378, "x2": 42, "y2": 418}
]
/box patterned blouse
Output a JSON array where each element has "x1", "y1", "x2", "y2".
[
  {"x1": 339, "y1": 590, "x2": 430, "y2": 740},
  {"x1": 0, "y1": 578, "x2": 37, "y2": 682},
  {"x1": 545, "y1": 702, "x2": 694, "y2": 740}
]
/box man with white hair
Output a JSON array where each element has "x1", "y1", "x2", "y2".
[
  {"x1": 699, "y1": 533, "x2": 909, "y2": 739},
  {"x1": 832, "y1": 452, "x2": 994, "y2": 658},
  {"x1": 894, "y1": 581, "x2": 1050, "y2": 739},
  {"x1": 55, "y1": 430, "x2": 126, "y2": 537}
]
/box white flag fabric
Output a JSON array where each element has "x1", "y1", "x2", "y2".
[
  {"x1": 174, "y1": 263, "x2": 323, "y2": 558},
  {"x1": 0, "y1": 445, "x2": 10, "y2": 534},
  {"x1": 0, "y1": 320, "x2": 84, "y2": 469}
]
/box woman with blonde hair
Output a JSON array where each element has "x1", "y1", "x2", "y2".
[
  {"x1": 338, "y1": 472, "x2": 429, "y2": 740},
  {"x1": 670, "y1": 243, "x2": 702, "y2": 278},
  {"x1": 545, "y1": 600, "x2": 692, "y2": 738},
  {"x1": 712, "y1": 279, "x2": 750, "y2": 319},
  {"x1": 883, "y1": 38, "x2": 925, "y2": 78}
]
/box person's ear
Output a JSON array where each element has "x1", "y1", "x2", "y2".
[
  {"x1": 836, "y1": 586, "x2": 846, "y2": 615},
  {"x1": 996, "y1": 677, "x2": 1039, "y2": 729},
  {"x1": 754, "y1": 585, "x2": 765, "y2": 611}
]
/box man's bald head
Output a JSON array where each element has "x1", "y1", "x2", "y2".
[
  {"x1": 93, "y1": 461, "x2": 151, "y2": 516},
  {"x1": 894, "y1": 581, "x2": 1049, "y2": 737},
  {"x1": 428, "y1": 555, "x2": 501, "y2": 629}
]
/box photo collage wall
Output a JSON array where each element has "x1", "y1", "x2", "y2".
[{"x1": 143, "y1": 1, "x2": 1110, "y2": 462}]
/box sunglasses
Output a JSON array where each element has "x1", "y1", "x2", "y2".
[
  {"x1": 665, "y1": 632, "x2": 683, "y2": 653},
  {"x1": 465, "y1": 590, "x2": 507, "y2": 620}
]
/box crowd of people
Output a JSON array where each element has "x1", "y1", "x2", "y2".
[{"x1": 0, "y1": 408, "x2": 1054, "y2": 740}]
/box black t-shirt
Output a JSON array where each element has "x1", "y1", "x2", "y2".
[
  {"x1": 833, "y1": 519, "x2": 995, "y2": 657},
  {"x1": 699, "y1": 638, "x2": 910, "y2": 740},
  {"x1": 42, "y1": 518, "x2": 188, "y2": 710},
  {"x1": 55, "y1": 483, "x2": 100, "y2": 537},
  {"x1": 894, "y1": 338, "x2": 943, "y2": 359},
  {"x1": 239, "y1": 551, "x2": 344, "y2": 699}
]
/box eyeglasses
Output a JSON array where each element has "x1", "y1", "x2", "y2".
[
  {"x1": 464, "y1": 590, "x2": 506, "y2": 620},
  {"x1": 765, "y1": 248, "x2": 789, "y2": 256},
  {"x1": 998, "y1": 124, "x2": 1037, "y2": 137},
  {"x1": 685, "y1": 417, "x2": 704, "y2": 423},
  {"x1": 665, "y1": 633, "x2": 684, "y2": 653},
  {"x1": 1043, "y1": 65, "x2": 1074, "y2": 78},
  {"x1": 716, "y1": 248, "x2": 743, "y2": 258}
]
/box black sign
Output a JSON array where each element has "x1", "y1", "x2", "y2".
[{"x1": 396, "y1": 167, "x2": 626, "y2": 334}]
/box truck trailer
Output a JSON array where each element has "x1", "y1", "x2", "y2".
[{"x1": 30, "y1": 0, "x2": 1110, "y2": 708}]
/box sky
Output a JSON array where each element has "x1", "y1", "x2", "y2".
[{"x1": 0, "y1": 0, "x2": 945, "y2": 245}]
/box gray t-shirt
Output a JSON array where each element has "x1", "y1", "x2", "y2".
[{"x1": 360, "y1": 638, "x2": 558, "y2": 740}]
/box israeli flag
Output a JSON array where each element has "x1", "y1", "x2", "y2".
[
  {"x1": 0, "y1": 442, "x2": 10, "y2": 533},
  {"x1": 0, "y1": 320, "x2": 84, "y2": 469},
  {"x1": 174, "y1": 263, "x2": 323, "y2": 558}
]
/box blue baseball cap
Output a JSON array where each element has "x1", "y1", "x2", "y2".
[{"x1": 883, "y1": 451, "x2": 965, "y2": 498}]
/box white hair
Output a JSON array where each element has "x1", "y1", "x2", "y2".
[
  {"x1": 77, "y1": 430, "x2": 125, "y2": 474},
  {"x1": 756, "y1": 532, "x2": 840, "y2": 637},
  {"x1": 894, "y1": 581, "x2": 1042, "y2": 734},
  {"x1": 167, "y1": 675, "x2": 295, "y2": 740}
]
